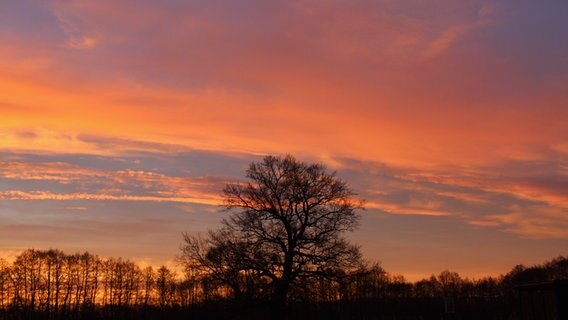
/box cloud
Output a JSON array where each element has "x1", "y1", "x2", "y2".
[
  {"x1": 1, "y1": 0, "x2": 567, "y2": 168},
  {"x1": 470, "y1": 205, "x2": 568, "y2": 240},
  {"x1": 76, "y1": 134, "x2": 190, "y2": 154},
  {"x1": 0, "y1": 153, "x2": 231, "y2": 206},
  {"x1": 338, "y1": 156, "x2": 568, "y2": 239},
  {"x1": 423, "y1": 17, "x2": 493, "y2": 58},
  {"x1": 0, "y1": 0, "x2": 567, "y2": 279},
  {"x1": 367, "y1": 201, "x2": 451, "y2": 217},
  {"x1": 0, "y1": 190, "x2": 221, "y2": 206},
  {"x1": 64, "y1": 206, "x2": 88, "y2": 212},
  {"x1": 65, "y1": 36, "x2": 99, "y2": 49},
  {"x1": 50, "y1": 5, "x2": 100, "y2": 49}
]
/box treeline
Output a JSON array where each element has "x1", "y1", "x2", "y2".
[
  {"x1": 0, "y1": 249, "x2": 199, "y2": 320},
  {"x1": 0, "y1": 249, "x2": 566, "y2": 319}
]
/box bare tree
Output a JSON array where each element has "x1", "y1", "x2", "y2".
[
  {"x1": 156, "y1": 266, "x2": 175, "y2": 308},
  {"x1": 0, "y1": 258, "x2": 9, "y2": 310},
  {"x1": 180, "y1": 228, "x2": 268, "y2": 301},
  {"x1": 141, "y1": 266, "x2": 155, "y2": 308},
  {"x1": 180, "y1": 155, "x2": 363, "y2": 310}
]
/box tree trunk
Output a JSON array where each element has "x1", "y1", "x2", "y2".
[{"x1": 272, "y1": 279, "x2": 290, "y2": 319}]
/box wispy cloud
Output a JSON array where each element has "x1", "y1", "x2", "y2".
[
  {"x1": 0, "y1": 153, "x2": 230, "y2": 206},
  {"x1": 338, "y1": 156, "x2": 568, "y2": 239},
  {"x1": 50, "y1": 6, "x2": 100, "y2": 49},
  {"x1": 3, "y1": 146, "x2": 566, "y2": 240},
  {"x1": 367, "y1": 201, "x2": 451, "y2": 217},
  {"x1": 423, "y1": 4, "x2": 497, "y2": 58},
  {"x1": 0, "y1": 190, "x2": 221, "y2": 206}
]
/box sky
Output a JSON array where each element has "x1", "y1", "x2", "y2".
[{"x1": 0, "y1": 0, "x2": 567, "y2": 281}]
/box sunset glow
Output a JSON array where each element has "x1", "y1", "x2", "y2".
[{"x1": 1, "y1": 0, "x2": 567, "y2": 281}]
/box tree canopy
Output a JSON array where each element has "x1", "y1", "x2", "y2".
[{"x1": 180, "y1": 155, "x2": 363, "y2": 309}]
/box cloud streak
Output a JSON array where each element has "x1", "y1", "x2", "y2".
[{"x1": 0, "y1": 190, "x2": 220, "y2": 206}]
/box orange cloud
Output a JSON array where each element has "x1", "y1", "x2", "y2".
[
  {"x1": 1, "y1": 0, "x2": 566, "y2": 170},
  {"x1": 0, "y1": 159, "x2": 225, "y2": 206},
  {"x1": 0, "y1": 190, "x2": 221, "y2": 206},
  {"x1": 366, "y1": 201, "x2": 451, "y2": 217}
]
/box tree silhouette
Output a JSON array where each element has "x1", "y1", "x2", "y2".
[
  {"x1": 0, "y1": 247, "x2": 566, "y2": 319},
  {"x1": 180, "y1": 155, "x2": 363, "y2": 312}
]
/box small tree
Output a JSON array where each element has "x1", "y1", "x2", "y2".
[
  {"x1": 180, "y1": 155, "x2": 363, "y2": 310},
  {"x1": 156, "y1": 266, "x2": 175, "y2": 308}
]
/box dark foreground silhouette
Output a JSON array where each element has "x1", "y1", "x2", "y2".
[{"x1": 0, "y1": 249, "x2": 566, "y2": 320}]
